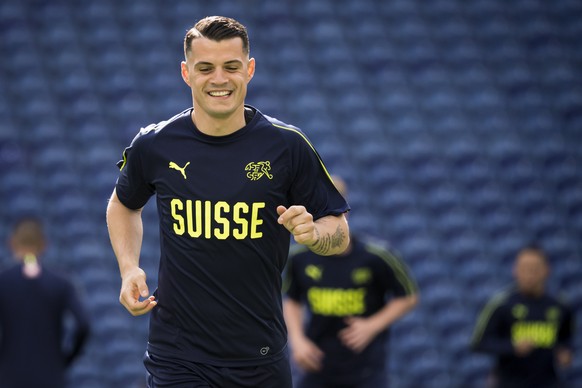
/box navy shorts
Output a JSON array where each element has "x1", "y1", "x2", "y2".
[{"x1": 144, "y1": 350, "x2": 292, "y2": 388}]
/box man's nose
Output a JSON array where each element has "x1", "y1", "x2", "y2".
[{"x1": 211, "y1": 68, "x2": 228, "y2": 84}]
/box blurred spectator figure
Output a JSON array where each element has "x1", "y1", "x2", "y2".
[
  {"x1": 283, "y1": 176, "x2": 419, "y2": 388},
  {"x1": 471, "y1": 246, "x2": 575, "y2": 388},
  {"x1": 0, "y1": 218, "x2": 90, "y2": 388}
]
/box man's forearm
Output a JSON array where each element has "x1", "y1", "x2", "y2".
[
  {"x1": 471, "y1": 337, "x2": 516, "y2": 356},
  {"x1": 106, "y1": 190, "x2": 144, "y2": 276},
  {"x1": 309, "y1": 214, "x2": 349, "y2": 256},
  {"x1": 368, "y1": 295, "x2": 419, "y2": 333}
]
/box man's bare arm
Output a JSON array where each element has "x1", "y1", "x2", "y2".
[
  {"x1": 106, "y1": 189, "x2": 156, "y2": 315},
  {"x1": 277, "y1": 205, "x2": 349, "y2": 256},
  {"x1": 308, "y1": 214, "x2": 349, "y2": 256}
]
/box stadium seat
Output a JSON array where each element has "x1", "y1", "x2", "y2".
[
  {"x1": 435, "y1": 210, "x2": 477, "y2": 242},
  {"x1": 457, "y1": 354, "x2": 493, "y2": 388},
  {"x1": 424, "y1": 184, "x2": 462, "y2": 217},
  {"x1": 431, "y1": 113, "x2": 471, "y2": 138},
  {"x1": 442, "y1": 37, "x2": 482, "y2": 70},
  {"x1": 300, "y1": 0, "x2": 335, "y2": 19},
  {"x1": 376, "y1": 185, "x2": 419, "y2": 217},
  {"x1": 411, "y1": 161, "x2": 451, "y2": 194},
  {"x1": 0, "y1": 139, "x2": 27, "y2": 167},
  {"x1": 458, "y1": 258, "x2": 497, "y2": 287},
  {"x1": 513, "y1": 186, "x2": 555, "y2": 220},
  {"x1": 338, "y1": 0, "x2": 380, "y2": 20},
  {"x1": 421, "y1": 281, "x2": 463, "y2": 314},
  {"x1": 375, "y1": 88, "x2": 419, "y2": 118},
  {"x1": 411, "y1": 63, "x2": 450, "y2": 93},
  {"x1": 333, "y1": 89, "x2": 374, "y2": 120},
  {"x1": 441, "y1": 323, "x2": 475, "y2": 360},
  {"x1": 411, "y1": 260, "x2": 452, "y2": 291},
  {"x1": 383, "y1": 211, "x2": 429, "y2": 242},
  {"x1": 67, "y1": 361, "x2": 107, "y2": 388},
  {"x1": 465, "y1": 183, "x2": 508, "y2": 217},
  {"x1": 25, "y1": 120, "x2": 66, "y2": 149},
  {"x1": 398, "y1": 234, "x2": 440, "y2": 268},
  {"x1": 486, "y1": 230, "x2": 528, "y2": 265},
  {"x1": 554, "y1": 257, "x2": 582, "y2": 291},
  {"x1": 4, "y1": 194, "x2": 42, "y2": 218},
  {"x1": 69, "y1": 239, "x2": 110, "y2": 270},
  {"x1": 480, "y1": 209, "x2": 521, "y2": 239},
  {"x1": 42, "y1": 170, "x2": 81, "y2": 197},
  {"x1": 443, "y1": 231, "x2": 483, "y2": 261},
  {"x1": 397, "y1": 135, "x2": 439, "y2": 168},
  {"x1": 566, "y1": 283, "x2": 582, "y2": 311},
  {"x1": 405, "y1": 350, "x2": 453, "y2": 388}
]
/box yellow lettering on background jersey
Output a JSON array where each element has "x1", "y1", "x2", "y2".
[
  {"x1": 170, "y1": 199, "x2": 265, "y2": 240},
  {"x1": 307, "y1": 287, "x2": 366, "y2": 316},
  {"x1": 511, "y1": 321, "x2": 558, "y2": 348}
]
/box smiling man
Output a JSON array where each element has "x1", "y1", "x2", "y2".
[{"x1": 106, "y1": 16, "x2": 350, "y2": 388}]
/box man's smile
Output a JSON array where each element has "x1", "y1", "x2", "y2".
[{"x1": 208, "y1": 90, "x2": 232, "y2": 97}]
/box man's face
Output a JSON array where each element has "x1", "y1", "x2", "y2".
[
  {"x1": 513, "y1": 250, "x2": 549, "y2": 295},
  {"x1": 181, "y1": 37, "x2": 254, "y2": 120}
]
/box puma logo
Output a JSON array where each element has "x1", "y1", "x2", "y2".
[
  {"x1": 305, "y1": 265, "x2": 323, "y2": 281},
  {"x1": 169, "y1": 161, "x2": 190, "y2": 179}
]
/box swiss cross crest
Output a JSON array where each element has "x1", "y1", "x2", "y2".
[{"x1": 245, "y1": 161, "x2": 273, "y2": 181}]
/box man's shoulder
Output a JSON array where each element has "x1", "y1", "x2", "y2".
[
  {"x1": 252, "y1": 108, "x2": 305, "y2": 137},
  {"x1": 356, "y1": 235, "x2": 402, "y2": 260},
  {"x1": 544, "y1": 292, "x2": 572, "y2": 309},
  {"x1": 0, "y1": 263, "x2": 20, "y2": 274},
  {"x1": 357, "y1": 235, "x2": 391, "y2": 250},
  {"x1": 131, "y1": 109, "x2": 192, "y2": 144},
  {"x1": 486, "y1": 286, "x2": 518, "y2": 308}
]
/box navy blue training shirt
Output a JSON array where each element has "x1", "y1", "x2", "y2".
[
  {"x1": 115, "y1": 105, "x2": 350, "y2": 367},
  {"x1": 284, "y1": 236, "x2": 418, "y2": 384},
  {"x1": 471, "y1": 286, "x2": 574, "y2": 386}
]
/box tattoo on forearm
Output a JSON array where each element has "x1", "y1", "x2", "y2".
[{"x1": 310, "y1": 225, "x2": 346, "y2": 255}]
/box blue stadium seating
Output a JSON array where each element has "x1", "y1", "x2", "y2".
[
  {"x1": 2, "y1": 0, "x2": 581, "y2": 386},
  {"x1": 456, "y1": 353, "x2": 493, "y2": 388},
  {"x1": 398, "y1": 234, "x2": 440, "y2": 268}
]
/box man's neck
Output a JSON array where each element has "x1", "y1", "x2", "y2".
[
  {"x1": 191, "y1": 107, "x2": 247, "y2": 136},
  {"x1": 519, "y1": 287, "x2": 545, "y2": 298}
]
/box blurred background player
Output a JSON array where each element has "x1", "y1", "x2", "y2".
[
  {"x1": 471, "y1": 245, "x2": 575, "y2": 388},
  {"x1": 0, "y1": 217, "x2": 90, "y2": 388},
  {"x1": 283, "y1": 175, "x2": 419, "y2": 388}
]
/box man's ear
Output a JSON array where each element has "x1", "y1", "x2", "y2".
[
  {"x1": 247, "y1": 57, "x2": 255, "y2": 83},
  {"x1": 181, "y1": 61, "x2": 191, "y2": 86}
]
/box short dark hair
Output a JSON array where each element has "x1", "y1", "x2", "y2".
[
  {"x1": 184, "y1": 16, "x2": 250, "y2": 58},
  {"x1": 518, "y1": 244, "x2": 549, "y2": 263},
  {"x1": 11, "y1": 217, "x2": 45, "y2": 250}
]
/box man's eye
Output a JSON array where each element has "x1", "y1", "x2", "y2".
[
  {"x1": 226, "y1": 67, "x2": 239, "y2": 71},
  {"x1": 199, "y1": 68, "x2": 212, "y2": 73}
]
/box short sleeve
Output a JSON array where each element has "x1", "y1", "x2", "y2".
[
  {"x1": 369, "y1": 244, "x2": 418, "y2": 298},
  {"x1": 115, "y1": 129, "x2": 155, "y2": 209},
  {"x1": 286, "y1": 129, "x2": 349, "y2": 219}
]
